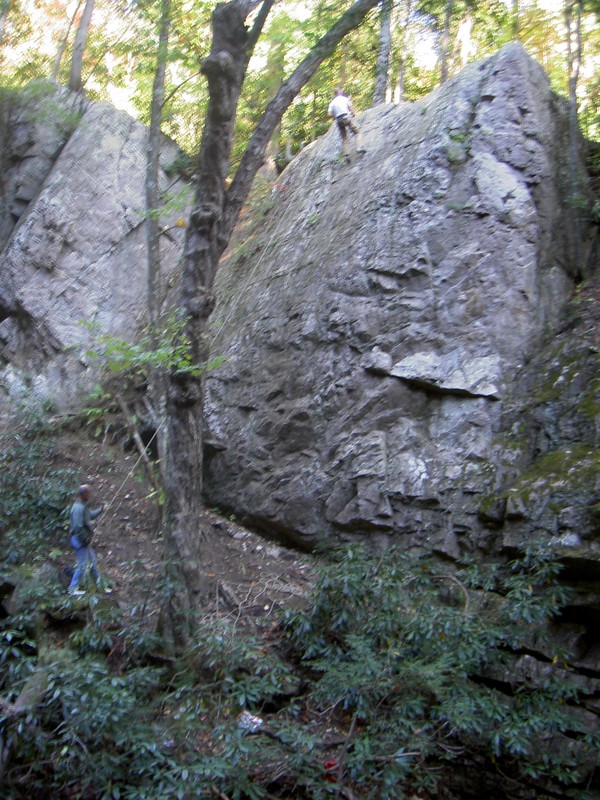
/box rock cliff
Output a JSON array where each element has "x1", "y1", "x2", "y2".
[
  {"x1": 204, "y1": 43, "x2": 598, "y2": 560},
  {"x1": 0, "y1": 42, "x2": 599, "y2": 797},
  {"x1": 202, "y1": 45, "x2": 599, "y2": 793},
  {"x1": 0, "y1": 50, "x2": 596, "y2": 564},
  {"x1": 0, "y1": 80, "x2": 187, "y2": 408}
]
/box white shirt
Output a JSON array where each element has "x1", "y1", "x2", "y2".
[{"x1": 328, "y1": 94, "x2": 352, "y2": 119}]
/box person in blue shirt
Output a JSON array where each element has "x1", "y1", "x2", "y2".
[{"x1": 67, "y1": 484, "x2": 112, "y2": 596}]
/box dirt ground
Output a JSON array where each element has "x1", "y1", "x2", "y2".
[{"x1": 53, "y1": 425, "x2": 314, "y2": 629}]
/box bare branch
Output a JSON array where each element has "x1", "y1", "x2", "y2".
[{"x1": 245, "y1": 0, "x2": 276, "y2": 66}]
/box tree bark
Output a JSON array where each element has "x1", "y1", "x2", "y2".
[
  {"x1": 564, "y1": 0, "x2": 583, "y2": 274},
  {"x1": 68, "y1": 0, "x2": 95, "y2": 92},
  {"x1": 161, "y1": 0, "x2": 380, "y2": 645},
  {"x1": 52, "y1": 0, "x2": 83, "y2": 81},
  {"x1": 439, "y1": 0, "x2": 453, "y2": 83},
  {"x1": 373, "y1": 0, "x2": 392, "y2": 105}
]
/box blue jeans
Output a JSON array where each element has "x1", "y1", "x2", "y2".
[{"x1": 68, "y1": 535, "x2": 100, "y2": 591}]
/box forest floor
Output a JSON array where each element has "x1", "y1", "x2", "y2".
[{"x1": 51, "y1": 422, "x2": 315, "y2": 633}]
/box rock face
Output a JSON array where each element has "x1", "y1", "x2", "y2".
[
  {"x1": 203, "y1": 43, "x2": 597, "y2": 555},
  {"x1": 0, "y1": 81, "x2": 187, "y2": 409},
  {"x1": 0, "y1": 46, "x2": 598, "y2": 799},
  {"x1": 202, "y1": 46, "x2": 599, "y2": 795}
]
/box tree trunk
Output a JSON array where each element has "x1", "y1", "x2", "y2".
[
  {"x1": 161, "y1": 0, "x2": 380, "y2": 645},
  {"x1": 52, "y1": 0, "x2": 83, "y2": 81},
  {"x1": 0, "y1": 0, "x2": 13, "y2": 47},
  {"x1": 68, "y1": 0, "x2": 94, "y2": 92},
  {"x1": 455, "y1": 13, "x2": 472, "y2": 69},
  {"x1": 311, "y1": 88, "x2": 318, "y2": 142},
  {"x1": 264, "y1": 36, "x2": 285, "y2": 174},
  {"x1": 439, "y1": 0, "x2": 453, "y2": 83},
  {"x1": 511, "y1": 0, "x2": 520, "y2": 39},
  {"x1": 393, "y1": 0, "x2": 413, "y2": 103},
  {"x1": 223, "y1": 0, "x2": 381, "y2": 247},
  {"x1": 145, "y1": 0, "x2": 172, "y2": 548},
  {"x1": 373, "y1": 0, "x2": 392, "y2": 105},
  {"x1": 161, "y1": 0, "x2": 273, "y2": 644},
  {"x1": 564, "y1": 0, "x2": 583, "y2": 274},
  {"x1": 146, "y1": 0, "x2": 171, "y2": 333}
]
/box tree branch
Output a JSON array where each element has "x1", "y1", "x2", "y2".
[
  {"x1": 245, "y1": 0, "x2": 276, "y2": 68},
  {"x1": 116, "y1": 393, "x2": 161, "y2": 493},
  {"x1": 221, "y1": 0, "x2": 380, "y2": 247}
]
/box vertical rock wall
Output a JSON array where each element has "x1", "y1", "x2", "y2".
[
  {"x1": 203, "y1": 47, "x2": 599, "y2": 791},
  {"x1": 203, "y1": 43, "x2": 596, "y2": 555},
  {"x1": 0, "y1": 81, "x2": 188, "y2": 409}
]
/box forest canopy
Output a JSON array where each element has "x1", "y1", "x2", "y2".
[{"x1": 1, "y1": 0, "x2": 598, "y2": 160}]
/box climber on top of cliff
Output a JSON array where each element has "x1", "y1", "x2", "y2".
[{"x1": 328, "y1": 88, "x2": 366, "y2": 164}]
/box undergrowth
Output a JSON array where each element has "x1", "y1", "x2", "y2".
[
  {"x1": 0, "y1": 415, "x2": 77, "y2": 565},
  {"x1": 0, "y1": 425, "x2": 598, "y2": 799}
]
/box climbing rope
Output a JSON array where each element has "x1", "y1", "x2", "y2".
[
  {"x1": 97, "y1": 138, "x2": 331, "y2": 519},
  {"x1": 209, "y1": 142, "x2": 328, "y2": 346},
  {"x1": 97, "y1": 422, "x2": 162, "y2": 527}
]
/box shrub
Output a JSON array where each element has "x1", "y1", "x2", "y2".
[
  {"x1": 0, "y1": 425, "x2": 77, "y2": 565},
  {"x1": 283, "y1": 544, "x2": 598, "y2": 798},
  {"x1": 1, "y1": 445, "x2": 596, "y2": 800}
]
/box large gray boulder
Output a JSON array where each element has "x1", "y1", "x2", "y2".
[
  {"x1": 203, "y1": 43, "x2": 597, "y2": 552},
  {"x1": 0, "y1": 81, "x2": 188, "y2": 410},
  {"x1": 0, "y1": 82, "x2": 88, "y2": 251}
]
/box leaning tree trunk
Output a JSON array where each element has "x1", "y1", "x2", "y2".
[
  {"x1": 68, "y1": 0, "x2": 94, "y2": 92},
  {"x1": 161, "y1": 0, "x2": 381, "y2": 645},
  {"x1": 222, "y1": 0, "x2": 382, "y2": 246},
  {"x1": 373, "y1": 0, "x2": 392, "y2": 105}
]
